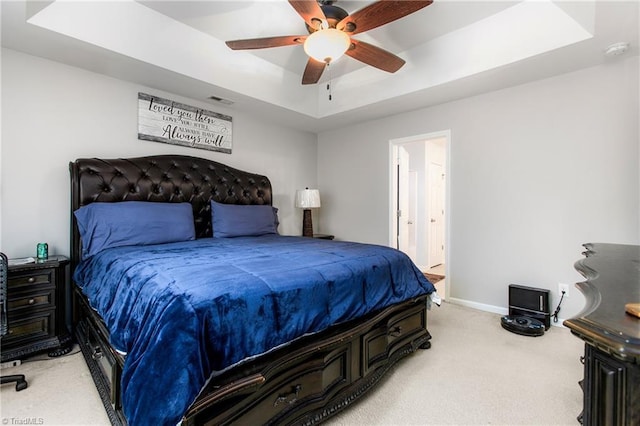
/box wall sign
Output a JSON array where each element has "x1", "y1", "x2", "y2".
[{"x1": 138, "y1": 92, "x2": 232, "y2": 154}]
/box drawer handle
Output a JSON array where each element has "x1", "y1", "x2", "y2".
[
  {"x1": 92, "y1": 347, "x2": 103, "y2": 361},
  {"x1": 28, "y1": 277, "x2": 35, "y2": 283},
  {"x1": 273, "y1": 384, "x2": 302, "y2": 407},
  {"x1": 388, "y1": 326, "x2": 403, "y2": 337}
]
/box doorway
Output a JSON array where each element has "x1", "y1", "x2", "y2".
[{"x1": 389, "y1": 131, "x2": 450, "y2": 298}]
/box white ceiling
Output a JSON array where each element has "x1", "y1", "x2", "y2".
[{"x1": 2, "y1": 1, "x2": 638, "y2": 133}]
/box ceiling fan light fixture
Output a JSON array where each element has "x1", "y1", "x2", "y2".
[{"x1": 303, "y1": 28, "x2": 350, "y2": 64}]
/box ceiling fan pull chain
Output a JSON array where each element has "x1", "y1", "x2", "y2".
[{"x1": 327, "y1": 64, "x2": 333, "y2": 101}]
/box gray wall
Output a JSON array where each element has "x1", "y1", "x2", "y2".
[
  {"x1": 1, "y1": 48, "x2": 318, "y2": 257},
  {"x1": 317, "y1": 55, "x2": 639, "y2": 319},
  {"x1": 2, "y1": 47, "x2": 638, "y2": 320}
]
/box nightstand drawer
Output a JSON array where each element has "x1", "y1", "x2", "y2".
[
  {"x1": 3, "y1": 309, "x2": 56, "y2": 344},
  {"x1": 8, "y1": 288, "x2": 55, "y2": 312},
  {"x1": 8, "y1": 269, "x2": 54, "y2": 289}
]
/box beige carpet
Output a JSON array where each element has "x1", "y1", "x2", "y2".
[{"x1": 1, "y1": 302, "x2": 584, "y2": 425}]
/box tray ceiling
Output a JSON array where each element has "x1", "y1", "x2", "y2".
[{"x1": 2, "y1": 1, "x2": 638, "y2": 132}]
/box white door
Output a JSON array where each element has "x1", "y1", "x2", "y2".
[
  {"x1": 397, "y1": 147, "x2": 410, "y2": 254},
  {"x1": 428, "y1": 162, "x2": 445, "y2": 267}
]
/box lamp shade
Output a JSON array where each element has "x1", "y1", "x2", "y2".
[
  {"x1": 295, "y1": 188, "x2": 321, "y2": 209},
  {"x1": 303, "y1": 28, "x2": 350, "y2": 64}
]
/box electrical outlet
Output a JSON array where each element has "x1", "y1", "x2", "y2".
[{"x1": 558, "y1": 283, "x2": 569, "y2": 298}]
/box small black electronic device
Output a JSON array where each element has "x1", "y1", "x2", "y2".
[
  {"x1": 500, "y1": 315, "x2": 545, "y2": 336},
  {"x1": 508, "y1": 284, "x2": 550, "y2": 329},
  {"x1": 500, "y1": 284, "x2": 551, "y2": 337}
]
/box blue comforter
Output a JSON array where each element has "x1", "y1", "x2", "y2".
[{"x1": 73, "y1": 235, "x2": 435, "y2": 426}]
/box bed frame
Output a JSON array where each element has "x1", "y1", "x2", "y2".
[{"x1": 69, "y1": 154, "x2": 432, "y2": 425}]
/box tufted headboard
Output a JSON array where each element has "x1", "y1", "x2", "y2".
[{"x1": 69, "y1": 155, "x2": 272, "y2": 270}]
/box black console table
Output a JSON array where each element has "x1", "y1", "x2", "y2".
[{"x1": 564, "y1": 243, "x2": 640, "y2": 426}]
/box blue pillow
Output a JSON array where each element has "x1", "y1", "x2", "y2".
[
  {"x1": 211, "y1": 201, "x2": 278, "y2": 238},
  {"x1": 74, "y1": 201, "x2": 195, "y2": 259}
]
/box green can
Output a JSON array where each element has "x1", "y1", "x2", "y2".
[{"x1": 36, "y1": 242, "x2": 48, "y2": 260}]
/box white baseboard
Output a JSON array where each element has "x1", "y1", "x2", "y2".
[
  {"x1": 446, "y1": 297, "x2": 567, "y2": 328},
  {"x1": 550, "y1": 318, "x2": 568, "y2": 328},
  {"x1": 1, "y1": 360, "x2": 21, "y2": 369},
  {"x1": 447, "y1": 297, "x2": 508, "y2": 315}
]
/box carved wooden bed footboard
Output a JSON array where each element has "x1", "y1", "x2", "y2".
[{"x1": 75, "y1": 288, "x2": 431, "y2": 425}]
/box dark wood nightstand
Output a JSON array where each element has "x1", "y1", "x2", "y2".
[
  {"x1": 313, "y1": 234, "x2": 335, "y2": 240},
  {"x1": 3, "y1": 255, "x2": 72, "y2": 361}
]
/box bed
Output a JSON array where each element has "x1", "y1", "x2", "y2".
[{"x1": 69, "y1": 154, "x2": 437, "y2": 426}]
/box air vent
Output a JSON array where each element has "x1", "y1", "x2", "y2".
[{"x1": 208, "y1": 95, "x2": 234, "y2": 105}]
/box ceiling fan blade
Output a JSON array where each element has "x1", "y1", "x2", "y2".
[
  {"x1": 337, "y1": 1, "x2": 433, "y2": 35},
  {"x1": 289, "y1": 0, "x2": 327, "y2": 30},
  {"x1": 302, "y1": 58, "x2": 326, "y2": 85},
  {"x1": 345, "y1": 39, "x2": 405, "y2": 73},
  {"x1": 226, "y1": 35, "x2": 306, "y2": 50}
]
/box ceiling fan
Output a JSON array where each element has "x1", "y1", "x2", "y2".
[{"x1": 225, "y1": 0, "x2": 433, "y2": 85}]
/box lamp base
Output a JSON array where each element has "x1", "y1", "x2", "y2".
[{"x1": 302, "y1": 209, "x2": 313, "y2": 237}]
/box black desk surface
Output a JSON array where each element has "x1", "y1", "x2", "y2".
[{"x1": 564, "y1": 243, "x2": 640, "y2": 362}]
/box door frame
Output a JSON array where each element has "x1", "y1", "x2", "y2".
[
  {"x1": 388, "y1": 130, "x2": 451, "y2": 297},
  {"x1": 396, "y1": 145, "x2": 411, "y2": 258}
]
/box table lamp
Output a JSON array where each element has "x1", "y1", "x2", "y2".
[{"x1": 295, "y1": 188, "x2": 321, "y2": 237}]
